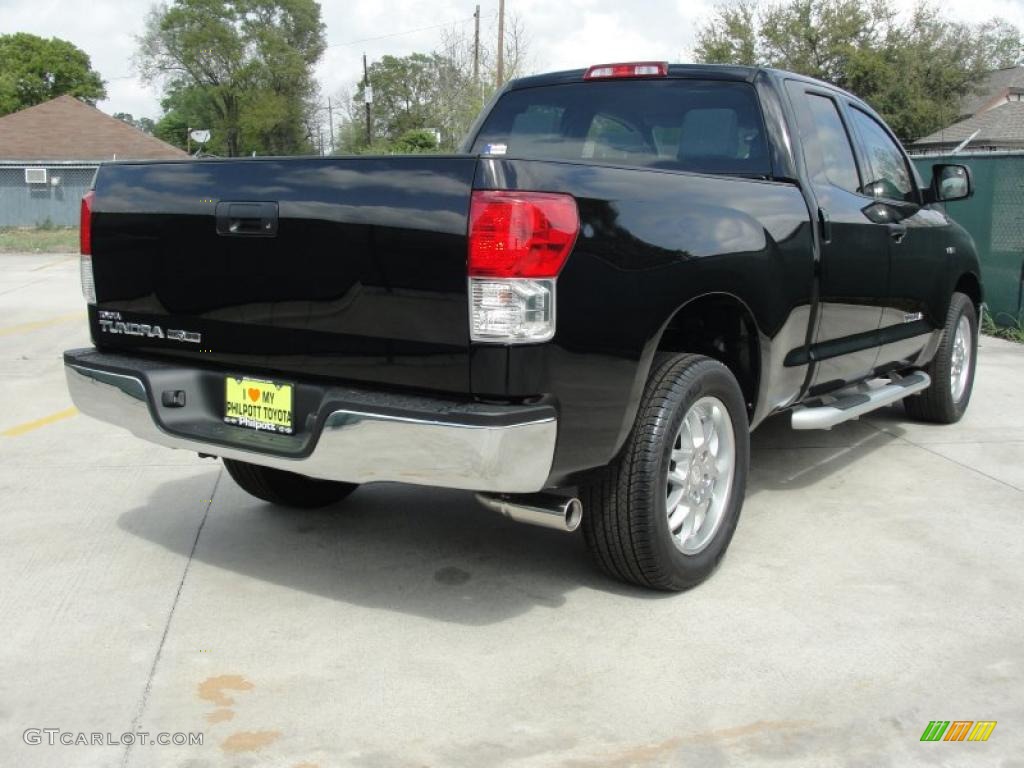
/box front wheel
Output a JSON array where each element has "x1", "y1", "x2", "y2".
[
  {"x1": 580, "y1": 354, "x2": 750, "y2": 591},
  {"x1": 904, "y1": 292, "x2": 977, "y2": 424},
  {"x1": 223, "y1": 459, "x2": 359, "y2": 508}
]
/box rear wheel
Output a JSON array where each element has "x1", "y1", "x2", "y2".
[
  {"x1": 580, "y1": 354, "x2": 750, "y2": 591},
  {"x1": 904, "y1": 292, "x2": 977, "y2": 424},
  {"x1": 223, "y1": 459, "x2": 359, "y2": 508}
]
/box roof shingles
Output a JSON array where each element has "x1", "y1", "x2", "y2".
[
  {"x1": 914, "y1": 100, "x2": 1024, "y2": 149},
  {"x1": 0, "y1": 95, "x2": 187, "y2": 161},
  {"x1": 958, "y1": 66, "x2": 1024, "y2": 118}
]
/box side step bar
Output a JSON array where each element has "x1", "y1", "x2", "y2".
[{"x1": 791, "y1": 372, "x2": 931, "y2": 430}]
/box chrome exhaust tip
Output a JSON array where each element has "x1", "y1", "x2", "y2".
[{"x1": 476, "y1": 492, "x2": 583, "y2": 533}]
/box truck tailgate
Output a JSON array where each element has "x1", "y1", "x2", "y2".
[{"x1": 89, "y1": 156, "x2": 477, "y2": 393}]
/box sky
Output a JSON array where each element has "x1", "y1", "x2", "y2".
[{"x1": 2, "y1": 0, "x2": 1024, "y2": 122}]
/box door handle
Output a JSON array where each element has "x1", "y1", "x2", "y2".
[
  {"x1": 887, "y1": 223, "x2": 907, "y2": 244},
  {"x1": 215, "y1": 201, "x2": 279, "y2": 237},
  {"x1": 229, "y1": 216, "x2": 264, "y2": 234}
]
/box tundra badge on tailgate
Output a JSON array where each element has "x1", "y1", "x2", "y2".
[{"x1": 97, "y1": 310, "x2": 201, "y2": 343}]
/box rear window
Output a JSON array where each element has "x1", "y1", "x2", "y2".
[{"x1": 471, "y1": 80, "x2": 771, "y2": 177}]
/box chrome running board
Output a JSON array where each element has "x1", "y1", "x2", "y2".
[{"x1": 791, "y1": 372, "x2": 931, "y2": 430}]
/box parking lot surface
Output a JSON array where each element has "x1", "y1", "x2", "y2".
[{"x1": 1, "y1": 251, "x2": 1022, "y2": 767}]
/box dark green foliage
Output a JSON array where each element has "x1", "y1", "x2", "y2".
[
  {"x1": 392, "y1": 129, "x2": 440, "y2": 153},
  {"x1": 137, "y1": 0, "x2": 325, "y2": 156},
  {"x1": 336, "y1": 53, "x2": 479, "y2": 154},
  {"x1": 694, "y1": 0, "x2": 1023, "y2": 141},
  {"x1": 0, "y1": 33, "x2": 106, "y2": 115},
  {"x1": 333, "y1": 15, "x2": 531, "y2": 155},
  {"x1": 113, "y1": 113, "x2": 157, "y2": 134}
]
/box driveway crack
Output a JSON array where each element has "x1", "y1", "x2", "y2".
[
  {"x1": 865, "y1": 420, "x2": 1023, "y2": 494},
  {"x1": 121, "y1": 468, "x2": 222, "y2": 767}
]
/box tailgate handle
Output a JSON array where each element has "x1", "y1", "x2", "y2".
[{"x1": 216, "y1": 201, "x2": 278, "y2": 237}]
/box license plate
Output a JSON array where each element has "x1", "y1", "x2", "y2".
[{"x1": 224, "y1": 377, "x2": 293, "y2": 434}]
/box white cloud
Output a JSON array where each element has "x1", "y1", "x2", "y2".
[{"x1": 1, "y1": 0, "x2": 1023, "y2": 119}]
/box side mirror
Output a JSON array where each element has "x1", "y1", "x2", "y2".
[{"x1": 929, "y1": 163, "x2": 973, "y2": 203}]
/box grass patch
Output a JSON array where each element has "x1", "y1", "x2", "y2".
[
  {"x1": 981, "y1": 306, "x2": 1024, "y2": 343},
  {"x1": 0, "y1": 226, "x2": 79, "y2": 253}
]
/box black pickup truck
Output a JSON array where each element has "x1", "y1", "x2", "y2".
[{"x1": 65, "y1": 62, "x2": 981, "y2": 591}]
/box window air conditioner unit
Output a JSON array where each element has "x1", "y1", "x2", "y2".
[{"x1": 25, "y1": 168, "x2": 48, "y2": 184}]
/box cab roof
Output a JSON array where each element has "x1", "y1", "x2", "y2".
[{"x1": 506, "y1": 64, "x2": 761, "y2": 90}]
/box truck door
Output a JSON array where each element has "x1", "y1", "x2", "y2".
[
  {"x1": 785, "y1": 82, "x2": 891, "y2": 390},
  {"x1": 844, "y1": 105, "x2": 938, "y2": 370}
]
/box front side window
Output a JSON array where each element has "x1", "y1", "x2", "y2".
[
  {"x1": 848, "y1": 108, "x2": 915, "y2": 202},
  {"x1": 471, "y1": 80, "x2": 771, "y2": 177}
]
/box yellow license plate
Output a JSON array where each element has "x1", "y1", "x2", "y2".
[{"x1": 224, "y1": 377, "x2": 293, "y2": 434}]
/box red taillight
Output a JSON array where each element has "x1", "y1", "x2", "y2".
[
  {"x1": 584, "y1": 61, "x2": 668, "y2": 80},
  {"x1": 80, "y1": 190, "x2": 95, "y2": 255},
  {"x1": 468, "y1": 191, "x2": 579, "y2": 278}
]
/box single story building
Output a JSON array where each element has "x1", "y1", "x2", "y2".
[
  {"x1": 912, "y1": 102, "x2": 1024, "y2": 154},
  {"x1": 0, "y1": 95, "x2": 186, "y2": 227},
  {"x1": 912, "y1": 66, "x2": 1024, "y2": 154}
]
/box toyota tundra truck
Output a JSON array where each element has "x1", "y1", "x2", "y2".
[{"x1": 64, "y1": 62, "x2": 981, "y2": 591}]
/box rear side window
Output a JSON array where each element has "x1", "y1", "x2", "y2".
[
  {"x1": 471, "y1": 80, "x2": 771, "y2": 177},
  {"x1": 802, "y1": 94, "x2": 861, "y2": 193},
  {"x1": 847, "y1": 108, "x2": 915, "y2": 202}
]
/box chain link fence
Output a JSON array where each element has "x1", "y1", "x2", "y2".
[{"x1": 0, "y1": 164, "x2": 97, "y2": 228}]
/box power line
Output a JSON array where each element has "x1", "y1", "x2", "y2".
[{"x1": 326, "y1": 16, "x2": 476, "y2": 49}]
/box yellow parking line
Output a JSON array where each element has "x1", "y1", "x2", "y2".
[
  {"x1": 0, "y1": 311, "x2": 85, "y2": 337},
  {"x1": 32, "y1": 255, "x2": 78, "y2": 271},
  {"x1": 2, "y1": 407, "x2": 79, "y2": 437}
]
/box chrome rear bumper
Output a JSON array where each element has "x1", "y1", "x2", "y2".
[{"x1": 64, "y1": 349, "x2": 557, "y2": 493}]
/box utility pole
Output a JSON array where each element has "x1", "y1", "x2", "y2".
[
  {"x1": 327, "y1": 97, "x2": 335, "y2": 155},
  {"x1": 473, "y1": 5, "x2": 480, "y2": 85},
  {"x1": 363, "y1": 53, "x2": 372, "y2": 147},
  {"x1": 496, "y1": 0, "x2": 505, "y2": 87}
]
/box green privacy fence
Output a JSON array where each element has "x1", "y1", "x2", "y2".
[{"x1": 912, "y1": 152, "x2": 1024, "y2": 326}]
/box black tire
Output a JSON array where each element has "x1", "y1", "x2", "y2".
[
  {"x1": 580, "y1": 354, "x2": 750, "y2": 591},
  {"x1": 904, "y1": 292, "x2": 978, "y2": 424},
  {"x1": 223, "y1": 459, "x2": 358, "y2": 509}
]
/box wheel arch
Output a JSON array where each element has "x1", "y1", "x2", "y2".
[
  {"x1": 648, "y1": 291, "x2": 763, "y2": 419},
  {"x1": 954, "y1": 271, "x2": 983, "y2": 314},
  {"x1": 606, "y1": 291, "x2": 764, "y2": 467}
]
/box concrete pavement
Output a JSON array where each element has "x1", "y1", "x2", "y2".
[{"x1": 1, "y1": 251, "x2": 1022, "y2": 767}]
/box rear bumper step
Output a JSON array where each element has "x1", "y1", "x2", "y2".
[
  {"x1": 63, "y1": 347, "x2": 557, "y2": 493},
  {"x1": 791, "y1": 372, "x2": 931, "y2": 430}
]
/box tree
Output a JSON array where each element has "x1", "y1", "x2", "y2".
[
  {"x1": 114, "y1": 112, "x2": 157, "y2": 135},
  {"x1": 359, "y1": 54, "x2": 462, "y2": 147},
  {"x1": 136, "y1": 0, "x2": 325, "y2": 156},
  {"x1": 332, "y1": 12, "x2": 535, "y2": 155},
  {"x1": 0, "y1": 33, "x2": 106, "y2": 116},
  {"x1": 151, "y1": 82, "x2": 219, "y2": 151},
  {"x1": 694, "y1": 0, "x2": 1023, "y2": 141},
  {"x1": 436, "y1": 11, "x2": 532, "y2": 138},
  {"x1": 331, "y1": 53, "x2": 468, "y2": 154},
  {"x1": 693, "y1": 1, "x2": 758, "y2": 66},
  {"x1": 392, "y1": 128, "x2": 439, "y2": 153}
]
